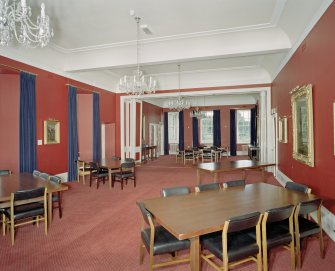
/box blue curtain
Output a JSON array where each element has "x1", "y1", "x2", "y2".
[
  {"x1": 164, "y1": 112, "x2": 169, "y2": 155},
  {"x1": 19, "y1": 72, "x2": 37, "y2": 173},
  {"x1": 178, "y1": 111, "x2": 184, "y2": 151},
  {"x1": 93, "y1": 92, "x2": 101, "y2": 162},
  {"x1": 213, "y1": 109, "x2": 221, "y2": 147},
  {"x1": 250, "y1": 107, "x2": 257, "y2": 146},
  {"x1": 67, "y1": 86, "x2": 78, "y2": 181},
  {"x1": 192, "y1": 117, "x2": 199, "y2": 147},
  {"x1": 230, "y1": 109, "x2": 237, "y2": 156}
]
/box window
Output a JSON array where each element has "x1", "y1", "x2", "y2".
[
  {"x1": 236, "y1": 110, "x2": 251, "y2": 144},
  {"x1": 168, "y1": 112, "x2": 179, "y2": 144},
  {"x1": 200, "y1": 111, "x2": 213, "y2": 145}
]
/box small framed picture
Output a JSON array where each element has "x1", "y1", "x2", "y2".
[
  {"x1": 44, "y1": 120, "x2": 60, "y2": 144},
  {"x1": 278, "y1": 117, "x2": 288, "y2": 144}
]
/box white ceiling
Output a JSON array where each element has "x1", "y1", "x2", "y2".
[{"x1": 0, "y1": 0, "x2": 332, "y2": 93}]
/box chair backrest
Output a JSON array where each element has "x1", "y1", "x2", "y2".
[
  {"x1": 138, "y1": 202, "x2": 153, "y2": 226},
  {"x1": 49, "y1": 175, "x2": 62, "y2": 184},
  {"x1": 13, "y1": 187, "x2": 46, "y2": 201},
  {"x1": 265, "y1": 205, "x2": 294, "y2": 223},
  {"x1": 121, "y1": 162, "x2": 135, "y2": 171},
  {"x1": 297, "y1": 199, "x2": 322, "y2": 216},
  {"x1": 125, "y1": 158, "x2": 135, "y2": 162},
  {"x1": 112, "y1": 156, "x2": 121, "y2": 161},
  {"x1": 195, "y1": 183, "x2": 220, "y2": 193},
  {"x1": 223, "y1": 179, "x2": 245, "y2": 188},
  {"x1": 285, "y1": 182, "x2": 311, "y2": 194},
  {"x1": 33, "y1": 170, "x2": 40, "y2": 177},
  {"x1": 161, "y1": 186, "x2": 190, "y2": 197},
  {"x1": 89, "y1": 161, "x2": 99, "y2": 170},
  {"x1": 227, "y1": 212, "x2": 261, "y2": 233},
  {"x1": 39, "y1": 173, "x2": 50, "y2": 180},
  {"x1": 0, "y1": 169, "x2": 12, "y2": 176}
]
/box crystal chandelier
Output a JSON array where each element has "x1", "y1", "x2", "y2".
[
  {"x1": 119, "y1": 16, "x2": 158, "y2": 96},
  {"x1": 168, "y1": 64, "x2": 190, "y2": 111},
  {"x1": 0, "y1": 0, "x2": 53, "y2": 47}
]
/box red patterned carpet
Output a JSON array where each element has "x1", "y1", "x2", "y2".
[{"x1": 0, "y1": 156, "x2": 334, "y2": 271}]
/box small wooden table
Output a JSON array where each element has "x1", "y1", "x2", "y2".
[
  {"x1": 140, "y1": 183, "x2": 319, "y2": 271},
  {"x1": 196, "y1": 159, "x2": 275, "y2": 184},
  {"x1": 0, "y1": 173, "x2": 68, "y2": 225},
  {"x1": 99, "y1": 158, "x2": 122, "y2": 189}
]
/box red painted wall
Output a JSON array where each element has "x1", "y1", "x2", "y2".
[
  {"x1": 77, "y1": 94, "x2": 93, "y2": 161},
  {"x1": 0, "y1": 74, "x2": 19, "y2": 172},
  {"x1": 105, "y1": 123, "x2": 115, "y2": 157},
  {"x1": 0, "y1": 56, "x2": 116, "y2": 175},
  {"x1": 272, "y1": 2, "x2": 335, "y2": 212},
  {"x1": 142, "y1": 102, "x2": 163, "y2": 145}
]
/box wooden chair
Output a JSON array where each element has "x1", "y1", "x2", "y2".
[
  {"x1": 89, "y1": 162, "x2": 109, "y2": 189},
  {"x1": 175, "y1": 149, "x2": 184, "y2": 162},
  {"x1": 112, "y1": 162, "x2": 136, "y2": 190},
  {"x1": 285, "y1": 182, "x2": 311, "y2": 194},
  {"x1": 138, "y1": 202, "x2": 190, "y2": 270},
  {"x1": 161, "y1": 186, "x2": 190, "y2": 197},
  {"x1": 223, "y1": 179, "x2": 245, "y2": 188},
  {"x1": 294, "y1": 199, "x2": 324, "y2": 268},
  {"x1": 2, "y1": 187, "x2": 47, "y2": 245},
  {"x1": 183, "y1": 149, "x2": 194, "y2": 164},
  {"x1": 261, "y1": 205, "x2": 295, "y2": 271},
  {"x1": 39, "y1": 173, "x2": 50, "y2": 180},
  {"x1": 195, "y1": 183, "x2": 221, "y2": 193},
  {"x1": 0, "y1": 169, "x2": 12, "y2": 176},
  {"x1": 201, "y1": 148, "x2": 213, "y2": 162},
  {"x1": 49, "y1": 175, "x2": 63, "y2": 219},
  {"x1": 200, "y1": 212, "x2": 262, "y2": 271},
  {"x1": 77, "y1": 160, "x2": 91, "y2": 184}
]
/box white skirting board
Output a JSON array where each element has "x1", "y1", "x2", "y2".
[{"x1": 276, "y1": 169, "x2": 335, "y2": 241}]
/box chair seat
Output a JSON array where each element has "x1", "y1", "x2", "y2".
[
  {"x1": 114, "y1": 172, "x2": 134, "y2": 178},
  {"x1": 265, "y1": 221, "x2": 292, "y2": 249},
  {"x1": 201, "y1": 229, "x2": 258, "y2": 262},
  {"x1": 141, "y1": 226, "x2": 190, "y2": 255},
  {"x1": 298, "y1": 216, "x2": 320, "y2": 238},
  {"x1": 4, "y1": 203, "x2": 44, "y2": 221}
]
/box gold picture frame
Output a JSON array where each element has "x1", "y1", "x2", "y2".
[
  {"x1": 278, "y1": 117, "x2": 288, "y2": 143},
  {"x1": 291, "y1": 84, "x2": 314, "y2": 167},
  {"x1": 44, "y1": 120, "x2": 60, "y2": 144}
]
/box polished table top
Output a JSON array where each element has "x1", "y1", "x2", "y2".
[
  {"x1": 140, "y1": 183, "x2": 318, "y2": 240},
  {"x1": 0, "y1": 173, "x2": 68, "y2": 202},
  {"x1": 99, "y1": 158, "x2": 122, "y2": 169},
  {"x1": 197, "y1": 159, "x2": 275, "y2": 172}
]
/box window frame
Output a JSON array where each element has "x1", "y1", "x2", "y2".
[
  {"x1": 236, "y1": 109, "x2": 251, "y2": 144},
  {"x1": 200, "y1": 111, "x2": 214, "y2": 145},
  {"x1": 168, "y1": 112, "x2": 179, "y2": 144}
]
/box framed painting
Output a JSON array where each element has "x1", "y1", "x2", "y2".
[
  {"x1": 291, "y1": 84, "x2": 314, "y2": 167},
  {"x1": 278, "y1": 116, "x2": 288, "y2": 143},
  {"x1": 44, "y1": 120, "x2": 60, "y2": 144}
]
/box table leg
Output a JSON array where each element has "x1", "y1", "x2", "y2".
[
  {"x1": 214, "y1": 172, "x2": 219, "y2": 183},
  {"x1": 109, "y1": 168, "x2": 112, "y2": 189},
  {"x1": 48, "y1": 192, "x2": 52, "y2": 225},
  {"x1": 190, "y1": 236, "x2": 201, "y2": 271},
  {"x1": 196, "y1": 169, "x2": 201, "y2": 185}
]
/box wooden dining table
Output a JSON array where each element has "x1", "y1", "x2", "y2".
[
  {"x1": 196, "y1": 159, "x2": 275, "y2": 184},
  {"x1": 0, "y1": 173, "x2": 68, "y2": 225},
  {"x1": 99, "y1": 158, "x2": 122, "y2": 189},
  {"x1": 140, "y1": 183, "x2": 319, "y2": 271}
]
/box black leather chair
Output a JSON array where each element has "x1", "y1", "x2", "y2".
[
  {"x1": 201, "y1": 148, "x2": 213, "y2": 162},
  {"x1": 0, "y1": 169, "x2": 12, "y2": 176},
  {"x1": 161, "y1": 186, "x2": 190, "y2": 197},
  {"x1": 200, "y1": 212, "x2": 262, "y2": 271},
  {"x1": 183, "y1": 149, "x2": 194, "y2": 164},
  {"x1": 2, "y1": 187, "x2": 47, "y2": 245},
  {"x1": 112, "y1": 162, "x2": 135, "y2": 190},
  {"x1": 285, "y1": 182, "x2": 311, "y2": 194},
  {"x1": 125, "y1": 158, "x2": 135, "y2": 162},
  {"x1": 49, "y1": 176, "x2": 63, "y2": 218},
  {"x1": 195, "y1": 183, "x2": 220, "y2": 193},
  {"x1": 223, "y1": 179, "x2": 246, "y2": 188},
  {"x1": 89, "y1": 162, "x2": 109, "y2": 189},
  {"x1": 39, "y1": 172, "x2": 50, "y2": 180},
  {"x1": 294, "y1": 199, "x2": 324, "y2": 268},
  {"x1": 261, "y1": 205, "x2": 295, "y2": 271},
  {"x1": 138, "y1": 202, "x2": 190, "y2": 270},
  {"x1": 33, "y1": 170, "x2": 41, "y2": 177}
]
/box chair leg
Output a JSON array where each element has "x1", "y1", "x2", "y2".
[
  {"x1": 89, "y1": 176, "x2": 93, "y2": 187},
  {"x1": 121, "y1": 179, "x2": 124, "y2": 190},
  {"x1": 290, "y1": 240, "x2": 295, "y2": 270},
  {"x1": 58, "y1": 192, "x2": 62, "y2": 219},
  {"x1": 257, "y1": 250, "x2": 262, "y2": 271},
  {"x1": 10, "y1": 220, "x2": 14, "y2": 246},
  {"x1": 320, "y1": 230, "x2": 325, "y2": 258},
  {"x1": 263, "y1": 248, "x2": 268, "y2": 271},
  {"x1": 134, "y1": 176, "x2": 136, "y2": 188},
  {"x1": 97, "y1": 179, "x2": 99, "y2": 189},
  {"x1": 296, "y1": 238, "x2": 301, "y2": 269},
  {"x1": 2, "y1": 213, "x2": 5, "y2": 236},
  {"x1": 139, "y1": 241, "x2": 145, "y2": 265},
  {"x1": 112, "y1": 176, "x2": 115, "y2": 188}
]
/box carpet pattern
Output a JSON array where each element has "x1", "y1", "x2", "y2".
[{"x1": 0, "y1": 155, "x2": 334, "y2": 271}]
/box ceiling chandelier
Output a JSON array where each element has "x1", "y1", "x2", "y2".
[
  {"x1": 118, "y1": 15, "x2": 158, "y2": 96},
  {"x1": 168, "y1": 64, "x2": 190, "y2": 111},
  {"x1": 0, "y1": 0, "x2": 53, "y2": 47}
]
